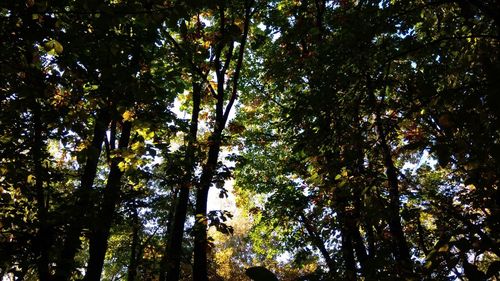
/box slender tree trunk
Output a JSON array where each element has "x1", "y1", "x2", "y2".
[
  {"x1": 367, "y1": 76, "x2": 413, "y2": 275},
  {"x1": 163, "y1": 83, "x2": 202, "y2": 281},
  {"x1": 366, "y1": 222, "x2": 376, "y2": 258},
  {"x1": 127, "y1": 201, "x2": 140, "y2": 281},
  {"x1": 349, "y1": 106, "x2": 374, "y2": 279},
  {"x1": 193, "y1": 136, "x2": 222, "y2": 281},
  {"x1": 376, "y1": 116, "x2": 413, "y2": 272},
  {"x1": 24, "y1": 42, "x2": 51, "y2": 281},
  {"x1": 338, "y1": 209, "x2": 357, "y2": 281},
  {"x1": 32, "y1": 102, "x2": 50, "y2": 281},
  {"x1": 192, "y1": 2, "x2": 252, "y2": 278},
  {"x1": 84, "y1": 121, "x2": 132, "y2": 281},
  {"x1": 54, "y1": 110, "x2": 111, "y2": 281},
  {"x1": 350, "y1": 217, "x2": 371, "y2": 278},
  {"x1": 158, "y1": 187, "x2": 178, "y2": 281},
  {"x1": 300, "y1": 213, "x2": 336, "y2": 273},
  {"x1": 192, "y1": 12, "x2": 228, "y2": 278}
]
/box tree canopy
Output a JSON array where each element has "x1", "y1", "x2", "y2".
[{"x1": 1, "y1": 0, "x2": 499, "y2": 280}]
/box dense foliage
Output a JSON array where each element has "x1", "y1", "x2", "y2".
[{"x1": 1, "y1": 0, "x2": 499, "y2": 280}]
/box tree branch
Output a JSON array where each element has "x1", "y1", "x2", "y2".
[{"x1": 223, "y1": 0, "x2": 254, "y2": 125}]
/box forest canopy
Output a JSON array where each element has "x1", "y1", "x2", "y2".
[{"x1": 0, "y1": 0, "x2": 499, "y2": 280}]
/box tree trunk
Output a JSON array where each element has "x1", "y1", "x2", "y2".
[
  {"x1": 127, "y1": 201, "x2": 140, "y2": 281},
  {"x1": 367, "y1": 76, "x2": 413, "y2": 275},
  {"x1": 84, "y1": 121, "x2": 132, "y2": 281},
  {"x1": 193, "y1": 26, "x2": 226, "y2": 279},
  {"x1": 349, "y1": 105, "x2": 374, "y2": 279},
  {"x1": 193, "y1": 137, "x2": 222, "y2": 281},
  {"x1": 338, "y1": 209, "x2": 357, "y2": 281},
  {"x1": 54, "y1": 110, "x2": 111, "y2": 281},
  {"x1": 350, "y1": 217, "x2": 371, "y2": 278},
  {"x1": 416, "y1": 213, "x2": 429, "y2": 256},
  {"x1": 163, "y1": 83, "x2": 202, "y2": 281},
  {"x1": 192, "y1": 2, "x2": 252, "y2": 278},
  {"x1": 299, "y1": 213, "x2": 336, "y2": 273},
  {"x1": 158, "y1": 187, "x2": 178, "y2": 281},
  {"x1": 32, "y1": 102, "x2": 50, "y2": 281},
  {"x1": 376, "y1": 117, "x2": 413, "y2": 273}
]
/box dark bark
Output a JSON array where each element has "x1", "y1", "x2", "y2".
[
  {"x1": 350, "y1": 213, "x2": 371, "y2": 277},
  {"x1": 376, "y1": 115, "x2": 413, "y2": 272},
  {"x1": 192, "y1": 34, "x2": 226, "y2": 280},
  {"x1": 24, "y1": 41, "x2": 51, "y2": 281},
  {"x1": 162, "y1": 83, "x2": 202, "y2": 281},
  {"x1": 350, "y1": 108, "x2": 374, "y2": 279},
  {"x1": 127, "y1": 201, "x2": 140, "y2": 281},
  {"x1": 54, "y1": 110, "x2": 111, "y2": 281},
  {"x1": 158, "y1": 187, "x2": 178, "y2": 281},
  {"x1": 334, "y1": 101, "x2": 373, "y2": 279},
  {"x1": 366, "y1": 222, "x2": 376, "y2": 258},
  {"x1": 32, "y1": 102, "x2": 50, "y2": 281},
  {"x1": 192, "y1": 3, "x2": 252, "y2": 279},
  {"x1": 193, "y1": 136, "x2": 222, "y2": 281},
  {"x1": 84, "y1": 121, "x2": 132, "y2": 281},
  {"x1": 338, "y1": 209, "x2": 357, "y2": 281},
  {"x1": 367, "y1": 76, "x2": 413, "y2": 275},
  {"x1": 299, "y1": 213, "x2": 336, "y2": 273}
]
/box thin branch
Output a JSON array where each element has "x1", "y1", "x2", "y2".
[
  {"x1": 162, "y1": 31, "x2": 217, "y2": 98},
  {"x1": 221, "y1": 39, "x2": 235, "y2": 76},
  {"x1": 103, "y1": 134, "x2": 112, "y2": 165},
  {"x1": 223, "y1": 0, "x2": 254, "y2": 125},
  {"x1": 248, "y1": 80, "x2": 286, "y2": 109}
]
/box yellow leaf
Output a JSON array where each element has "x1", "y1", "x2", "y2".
[
  {"x1": 146, "y1": 131, "x2": 155, "y2": 139},
  {"x1": 438, "y1": 244, "x2": 449, "y2": 252},
  {"x1": 44, "y1": 39, "x2": 63, "y2": 54},
  {"x1": 122, "y1": 110, "x2": 135, "y2": 121},
  {"x1": 27, "y1": 174, "x2": 35, "y2": 184},
  {"x1": 137, "y1": 128, "x2": 154, "y2": 140},
  {"x1": 53, "y1": 40, "x2": 63, "y2": 54},
  {"x1": 118, "y1": 161, "x2": 127, "y2": 172},
  {"x1": 131, "y1": 142, "x2": 143, "y2": 151}
]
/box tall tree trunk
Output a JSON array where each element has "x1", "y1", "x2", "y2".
[
  {"x1": 367, "y1": 76, "x2": 413, "y2": 275},
  {"x1": 376, "y1": 113, "x2": 413, "y2": 273},
  {"x1": 84, "y1": 121, "x2": 132, "y2": 281},
  {"x1": 299, "y1": 213, "x2": 336, "y2": 273},
  {"x1": 416, "y1": 212, "x2": 429, "y2": 256},
  {"x1": 158, "y1": 187, "x2": 178, "y2": 281},
  {"x1": 350, "y1": 213, "x2": 371, "y2": 278},
  {"x1": 127, "y1": 201, "x2": 140, "y2": 281},
  {"x1": 24, "y1": 41, "x2": 51, "y2": 281},
  {"x1": 32, "y1": 102, "x2": 50, "y2": 281},
  {"x1": 162, "y1": 83, "x2": 202, "y2": 281},
  {"x1": 192, "y1": 2, "x2": 252, "y2": 279},
  {"x1": 54, "y1": 110, "x2": 111, "y2": 281},
  {"x1": 192, "y1": 76, "x2": 224, "y2": 281},
  {"x1": 349, "y1": 103, "x2": 374, "y2": 279},
  {"x1": 338, "y1": 208, "x2": 357, "y2": 281},
  {"x1": 193, "y1": 135, "x2": 222, "y2": 281}
]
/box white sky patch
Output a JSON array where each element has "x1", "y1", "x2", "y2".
[
  {"x1": 402, "y1": 149, "x2": 436, "y2": 175},
  {"x1": 208, "y1": 179, "x2": 237, "y2": 213}
]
